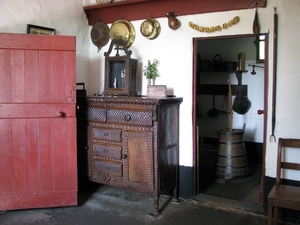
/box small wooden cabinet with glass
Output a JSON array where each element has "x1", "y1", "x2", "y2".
[{"x1": 104, "y1": 39, "x2": 137, "y2": 96}]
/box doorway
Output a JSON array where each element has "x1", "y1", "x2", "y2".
[{"x1": 193, "y1": 34, "x2": 268, "y2": 206}]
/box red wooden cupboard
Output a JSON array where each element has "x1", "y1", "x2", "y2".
[{"x1": 0, "y1": 33, "x2": 77, "y2": 210}]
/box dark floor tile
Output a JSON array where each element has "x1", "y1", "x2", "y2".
[{"x1": 0, "y1": 184, "x2": 267, "y2": 225}]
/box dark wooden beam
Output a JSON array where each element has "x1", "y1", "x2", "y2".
[{"x1": 84, "y1": 0, "x2": 267, "y2": 25}]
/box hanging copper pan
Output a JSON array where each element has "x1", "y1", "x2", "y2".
[
  {"x1": 140, "y1": 18, "x2": 161, "y2": 40},
  {"x1": 90, "y1": 20, "x2": 110, "y2": 51}
]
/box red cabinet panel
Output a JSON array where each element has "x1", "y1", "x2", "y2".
[{"x1": 0, "y1": 33, "x2": 77, "y2": 211}]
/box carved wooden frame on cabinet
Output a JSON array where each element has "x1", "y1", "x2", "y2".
[{"x1": 104, "y1": 39, "x2": 138, "y2": 96}]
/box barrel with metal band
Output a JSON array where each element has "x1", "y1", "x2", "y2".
[{"x1": 215, "y1": 129, "x2": 250, "y2": 179}]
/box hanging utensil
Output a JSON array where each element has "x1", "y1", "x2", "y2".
[
  {"x1": 90, "y1": 20, "x2": 110, "y2": 52},
  {"x1": 207, "y1": 95, "x2": 219, "y2": 118},
  {"x1": 227, "y1": 80, "x2": 233, "y2": 132},
  {"x1": 140, "y1": 17, "x2": 161, "y2": 40},
  {"x1": 166, "y1": 12, "x2": 181, "y2": 30},
  {"x1": 218, "y1": 95, "x2": 229, "y2": 114},
  {"x1": 109, "y1": 19, "x2": 135, "y2": 48},
  {"x1": 233, "y1": 72, "x2": 251, "y2": 114},
  {"x1": 253, "y1": 7, "x2": 260, "y2": 35},
  {"x1": 233, "y1": 91, "x2": 251, "y2": 114},
  {"x1": 270, "y1": 8, "x2": 278, "y2": 142}
]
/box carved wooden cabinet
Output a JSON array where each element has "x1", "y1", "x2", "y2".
[{"x1": 81, "y1": 96, "x2": 182, "y2": 217}]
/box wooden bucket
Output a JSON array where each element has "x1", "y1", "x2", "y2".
[{"x1": 215, "y1": 129, "x2": 250, "y2": 179}]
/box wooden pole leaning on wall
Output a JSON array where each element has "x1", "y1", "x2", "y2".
[{"x1": 227, "y1": 80, "x2": 233, "y2": 132}]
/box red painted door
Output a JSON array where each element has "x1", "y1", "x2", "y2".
[{"x1": 0, "y1": 33, "x2": 77, "y2": 210}]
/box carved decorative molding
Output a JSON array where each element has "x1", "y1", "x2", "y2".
[{"x1": 87, "y1": 96, "x2": 183, "y2": 106}]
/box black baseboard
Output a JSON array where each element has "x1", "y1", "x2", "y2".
[{"x1": 179, "y1": 166, "x2": 195, "y2": 199}]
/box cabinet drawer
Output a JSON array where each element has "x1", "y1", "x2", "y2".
[
  {"x1": 93, "y1": 160, "x2": 122, "y2": 177},
  {"x1": 107, "y1": 109, "x2": 153, "y2": 126},
  {"x1": 93, "y1": 143, "x2": 122, "y2": 160},
  {"x1": 87, "y1": 107, "x2": 106, "y2": 122},
  {"x1": 92, "y1": 127, "x2": 121, "y2": 142}
]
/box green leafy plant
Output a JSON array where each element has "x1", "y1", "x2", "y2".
[{"x1": 143, "y1": 59, "x2": 160, "y2": 80}]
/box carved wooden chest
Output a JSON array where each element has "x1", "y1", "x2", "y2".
[{"x1": 78, "y1": 96, "x2": 183, "y2": 217}]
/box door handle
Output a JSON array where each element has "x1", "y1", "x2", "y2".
[
  {"x1": 57, "y1": 111, "x2": 65, "y2": 117},
  {"x1": 257, "y1": 110, "x2": 264, "y2": 115}
]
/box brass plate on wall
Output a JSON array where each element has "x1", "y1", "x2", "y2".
[
  {"x1": 109, "y1": 19, "x2": 135, "y2": 48},
  {"x1": 140, "y1": 18, "x2": 160, "y2": 40},
  {"x1": 96, "y1": 0, "x2": 112, "y2": 4}
]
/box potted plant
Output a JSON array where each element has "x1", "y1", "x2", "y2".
[
  {"x1": 143, "y1": 59, "x2": 167, "y2": 97},
  {"x1": 143, "y1": 59, "x2": 159, "y2": 85}
]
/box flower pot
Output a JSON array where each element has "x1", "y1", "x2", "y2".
[{"x1": 147, "y1": 85, "x2": 167, "y2": 97}]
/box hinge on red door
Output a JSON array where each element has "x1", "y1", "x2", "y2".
[{"x1": 66, "y1": 89, "x2": 76, "y2": 103}]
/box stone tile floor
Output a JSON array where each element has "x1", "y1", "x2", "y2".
[{"x1": 0, "y1": 183, "x2": 269, "y2": 225}]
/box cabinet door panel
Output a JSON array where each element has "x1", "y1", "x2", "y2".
[{"x1": 123, "y1": 131, "x2": 153, "y2": 190}]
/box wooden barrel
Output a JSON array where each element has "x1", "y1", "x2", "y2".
[{"x1": 215, "y1": 129, "x2": 250, "y2": 179}]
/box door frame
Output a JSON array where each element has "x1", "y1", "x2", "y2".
[{"x1": 192, "y1": 33, "x2": 269, "y2": 205}]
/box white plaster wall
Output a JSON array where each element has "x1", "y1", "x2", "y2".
[
  {"x1": 0, "y1": 0, "x2": 90, "y2": 87},
  {"x1": 88, "y1": 8, "x2": 261, "y2": 167},
  {"x1": 266, "y1": 0, "x2": 300, "y2": 180},
  {"x1": 1, "y1": 0, "x2": 300, "y2": 180},
  {"x1": 88, "y1": 0, "x2": 300, "y2": 180}
]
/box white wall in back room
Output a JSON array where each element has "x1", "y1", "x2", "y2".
[{"x1": 196, "y1": 37, "x2": 264, "y2": 143}]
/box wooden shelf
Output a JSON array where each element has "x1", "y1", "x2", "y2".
[
  {"x1": 200, "y1": 70, "x2": 248, "y2": 73},
  {"x1": 83, "y1": 0, "x2": 266, "y2": 25},
  {"x1": 199, "y1": 70, "x2": 248, "y2": 88},
  {"x1": 198, "y1": 84, "x2": 247, "y2": 96}
]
